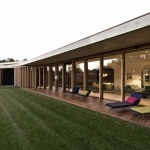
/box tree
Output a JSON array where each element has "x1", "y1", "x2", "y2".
[
  {"x1": 7, "y1": 58, "x2": 15, "y2": 62},
  {"x1": 0, "y1": 58, "x2": 15, "y2": 63}
]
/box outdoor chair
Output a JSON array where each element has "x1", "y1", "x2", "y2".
[
  {"x1": 78, "y1": 90, "x2": 91, "y2": 97},
  {"x1": 105, "y1": 93, "x2": 142, "y2": 108},
  {"x1": 68, "y1": 87, "x2": 79, "y2": 94},
  {"x1": 130, "y1": 106, "x2": 150, "y2": 116}
]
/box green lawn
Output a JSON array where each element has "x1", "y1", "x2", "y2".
[{"x1": 0, "y1": 86, "x2": 150, "y2": 150}]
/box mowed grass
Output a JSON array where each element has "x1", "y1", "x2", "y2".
[{"x1": 0, "y1": 86, "x2": 150, "y2": 150}]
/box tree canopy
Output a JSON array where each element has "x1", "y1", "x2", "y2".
[{"x1": 0, "y1": 58, "x2": 27, "y2": 63}]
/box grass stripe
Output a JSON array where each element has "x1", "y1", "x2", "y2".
[
  {"x1": 6, "y1": 89, "x2": 104, "y2": 150},
  {"x1": 0, "y1": 86, "x2": 150, "y2": 150},
  {"x1": 0, "y1": 90, "x2": 73, "y2": 150},
  {"x1": 0, "y1": 100, "x2": 30, "y2": 150}
]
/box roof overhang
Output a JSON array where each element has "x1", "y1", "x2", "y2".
[
  {"x1": 0, "y1": 61, "x2": 25, "y2": 69},
  {"x1": 22, "y1": 13, "x2": 150, "y2": 66}
]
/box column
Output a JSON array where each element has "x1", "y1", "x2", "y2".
[
  {"x1": 38, "y1": 67, "x2": 41, "y2": 88},
  {"x1": 43, "y1": 66, "x2": 46, "y2": 89},
  {"x1": 18, "y1": 67, "x2": 22, "y2": 87},
  {"x1": 31, "y1": 66, "x2": 34, "y2": 88},
  {"x1": 99, "y1": 56, "x2": 103, "y2": 99},
  {"x1": 55, "y1": 64, "x2": 58, "y2": 91},
  {"x1": 34, "y1": 67, "x2": 38, "y2": 88},
  {"x1": 29, "y1": 67, "x2": 32, "y2": 88},
  {"x1": 121, "y1": 52, "x2": 125, "y2": 101},
  {"x1": 71, "y1": 61, "x2": 75, "y2": 89},
  {"x1": 83, "y1": 59, "x2": 88, "y2": 90},
  {"x1": 48, "y1": 65, "x2": 52, "y2": 90},
  {"x1": 62, "y1": 63, "x2": 65, "y2": 92},
  {"x1": 26, "y1": 67, "x2": 29, "y2": 88},
  {"x1": 24, "y1": 67, "x2": 27, "y2": 88}
]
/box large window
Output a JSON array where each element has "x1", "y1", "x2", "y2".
[
  {"x1": 65, "y1": 63, "x2": 72, "y2": 91},
  {"x1": 87, "y1": 58, "x2": 100, "y2": 97},
  {"x1": 75, "y1": 61, "x2": 84, "y2": 89},
  {"x1": 58, "y1": 65, "x2": 63, "y2": 89},
  {"x1": 103, "y1": 54, "x2": 122, "y2": 101},
  {"x1": 125, "y1": 49, "x2": 150, "y2": 101},
  {"x1": 52, "y1": 66, "x2": 55, "y2": 86}
]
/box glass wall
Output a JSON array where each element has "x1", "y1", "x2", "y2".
[
  {"x1": 52, "y1": 66, "x2": 55, "y2": 87},
  {"x1": 87, "y1": 58, "x2": 100, "y2": 97},
  {"x1": 65, "y1": 63, "x2": 72, "y2": 91},
  {"x1": 75, "y1": 61, "x2": 84, "y2": 89},
  {"x1": 58, "y1": 65, "x2": 63, "y2": 89},
  {"x1": 125, "y1": 49, "x2": 150, "y2": 102},
  {"x1": 103, "y1": 54, "x2": 122, "y2": 101}
]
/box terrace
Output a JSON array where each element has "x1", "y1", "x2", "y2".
[{"x1": 28, "y1": 88, "x2": 150, "y2": 128}]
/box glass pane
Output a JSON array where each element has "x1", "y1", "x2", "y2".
[
  {"x1": 75, "y1": 61, "x2": 84, "y2": 89},
  {"x1": 103, "y1": 54, "x2": 122, "y2": 101},
  {"x1": 58, "y1": 65, "x2": 62, "y2": 88},
  {"x1": 65, "y1": 64, "x2": 72, "y2": 91},
  {"x1": 52, "y1": 66, "x2": 55, "y2": 86},
  {"x1": 87, "y1": 58, "x2": 100, "y2": 97},
  {"x1": 125, "y1": 49, "x2": 150, "y2": 104}
]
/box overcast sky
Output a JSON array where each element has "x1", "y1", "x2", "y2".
[{"x1": 0, "y1": 0, "x2": 149, "y2": 61}]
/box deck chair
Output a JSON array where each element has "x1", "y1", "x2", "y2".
[
  {"x1": 105, "y1": 93, "x2": 142, "y2": 108},
  {"x1": 130, "y1": 106, "x2": 150, "y2": 115},
  {"x1": 78, "y1": 90, "x2": 91, "y2": 97},
  {"x1": 68, "y1": 87, "x2": 79, "y2": 94}
]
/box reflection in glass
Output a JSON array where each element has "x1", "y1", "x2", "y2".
[
  {"x1": 75, "y1": 61, "x2": 84, "y2": 89},
  {"x1": 52, "y1": 66, "x2": 55, "y2": 86},
  {"x1": 65, "y1": 63, "x2": 72, "y2": 91},
  {"x1": 58, "y1": 65, "x2": 62, "y2": 88},
  {"x1": 103, "y1": 54, "x2": 122, "y2": 101},
  {"x1": 87, "y1": 59, "x2": 100, "y2": 96},
  {"x1": 125, "y1": 49, "x2": 150, "y2": 102}
]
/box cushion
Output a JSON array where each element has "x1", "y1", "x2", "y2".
[
  {"x1": 130, "y1": 106, "x2": 150, "y2": 114},
  {"x1": 126, "y1": 96, "x2": 138, "y2": 103},
  {"x1": 82, "y1": 90, "x2": 88, "y2": 95}
]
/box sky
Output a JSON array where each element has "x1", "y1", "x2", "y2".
[{"x1": 0, "y1": 0, "x2": 149, "y2": 61}]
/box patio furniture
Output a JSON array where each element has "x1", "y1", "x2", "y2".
[
  {"x1": 130, "y1": 106, "x2": 150, "y2": 116},
  {"x1": 105, "y1": 93, "x2": 142, "y2": 108},
  {"x1": 78, "y1": 90, "x2": 91, "y2": 97},
  {"x1": 68, "y1": 87, "x2": 79, "y2": 94}
]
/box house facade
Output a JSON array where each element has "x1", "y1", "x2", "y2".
[{"x1": 0, "y1": 13, "x2": 150, "y2": 101}]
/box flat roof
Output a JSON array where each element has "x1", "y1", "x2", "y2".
[
  {"x1": 0, "y1": 61, "x2": 25, "y2": 69},
  {"x1": 20, "y1": 13, "x2": 150, "y2": 66}
]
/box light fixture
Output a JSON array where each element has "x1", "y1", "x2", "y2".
[{"x1": 103, "y1": 74, "x2": 108, "y2": 77}]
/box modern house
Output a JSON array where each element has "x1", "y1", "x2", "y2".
[{"x1": 0, "y1": 13, "x2": 150, "y2": 102}]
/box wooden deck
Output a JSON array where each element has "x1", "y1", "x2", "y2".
[{"x1": 26, "y1": 88, "x2": 150, "y2": 128}]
